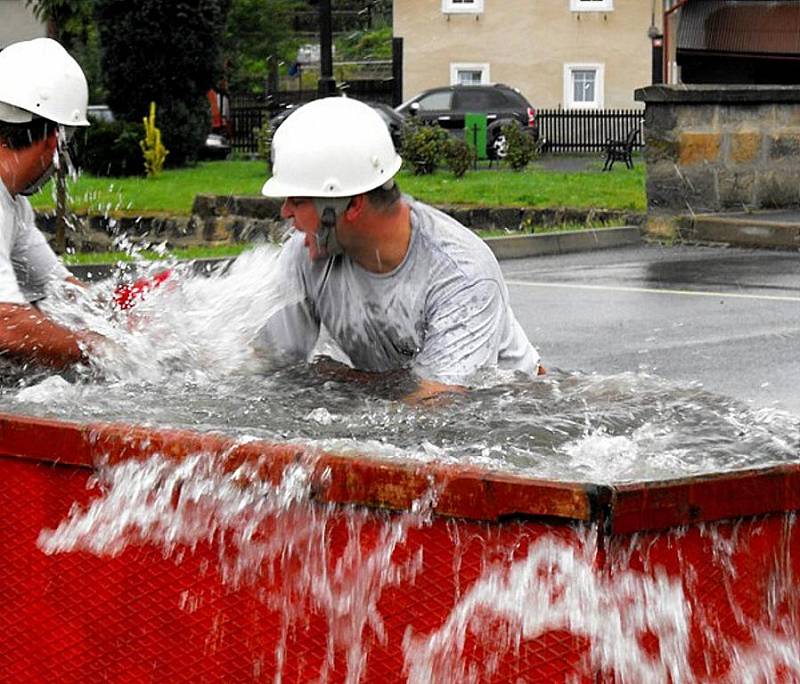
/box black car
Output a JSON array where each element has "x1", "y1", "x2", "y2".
[
  {"x1": 269, "y1": 100, "x2": 405, "y2": 150},
  {"x1": 394, "y1": 84, "x2": 538, "y2": 159}
]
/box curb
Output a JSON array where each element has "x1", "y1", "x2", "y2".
[
  {"x1": 485, "y1": 226, "x2": 641, "y2": 259},
  {"x1": 689, "y1": 214, "x2": 800, "y2": 249}
]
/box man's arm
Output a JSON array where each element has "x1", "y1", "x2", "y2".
[
  {"x1": 311, "y1": 356, "x2": 465, "y2": 404},
  {"x1": 0, "y1": 302, "x2": 94, "y2": 368}
]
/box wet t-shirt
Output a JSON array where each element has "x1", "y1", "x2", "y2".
[
  {"x1": 0, "y1": 180, "x2": 69, "y2": 304},
  {"x1": 256, "y1": 198, "x2": 540, "y2": 385}
]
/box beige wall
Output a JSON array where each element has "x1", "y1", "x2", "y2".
[
  {"x1": 0, "y1": 0, "x2": 47, "y2": 48},
  {"x1": 395, "y1": 0, "x2": 663, "y2": 109}
]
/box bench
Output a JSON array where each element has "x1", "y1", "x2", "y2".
[{"x1": 602, "y1": 127, "x2": 640, "y2": 171}]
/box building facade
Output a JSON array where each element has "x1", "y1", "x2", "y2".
[
  {"x1": 0, "y1": 0, "x2": 46, "y2": 48},
  {"x1": 394, "y1": 0, "x2": 663, "y2": 110}
]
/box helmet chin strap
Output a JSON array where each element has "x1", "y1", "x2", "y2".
[
  {"x1": 19, "y1": 159, "x2": 56, "y2": 196},
  {"x1": 312, "y1": 197, "x2": 351, "y2": 257}
]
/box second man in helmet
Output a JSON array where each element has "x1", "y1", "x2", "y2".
[{"x1": 257, "y1": 97, "x2": 542, "y2": 402}]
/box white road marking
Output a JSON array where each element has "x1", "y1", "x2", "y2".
[{"x1": 504, "y1": 280, "x2": 800, "y2": 303}]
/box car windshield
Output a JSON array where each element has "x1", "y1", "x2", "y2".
[{"x1": 415, "y1": 91, "x2": 452, "y2": 111}]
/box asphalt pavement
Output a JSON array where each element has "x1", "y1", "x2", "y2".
[{"x1": 502, "y1": 243, "x2": 800, "y2": 414}]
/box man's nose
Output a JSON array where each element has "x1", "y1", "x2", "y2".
[{"x1": 280, "y1": 199, "x2": 293, "y2": 219}]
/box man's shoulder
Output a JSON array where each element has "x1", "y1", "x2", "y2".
[{"x1": 409, "y1": 199, "x2": 500, "y2": 279}]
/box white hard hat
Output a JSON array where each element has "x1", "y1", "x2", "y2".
[
  {"x1": 262, "y1": 97, "x2": 402, "y2": 198},
  {"x1": 0, "y1": 38, "x2": 89, "y2": 126}
]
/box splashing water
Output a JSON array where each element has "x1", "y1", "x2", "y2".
[
  {"x1": 37, "y1": 453, "x2": 799, "y2": 683},
  {"x1": 402, "y1": 532, "x2": 690, "y2": 684},
  {"x1": 40, "y1": 453, "x2": 434, "y2": 684},
  {"x1": 0, "y1": 242, "x2": 796, "y2": 483},
  {"x1": 37, "y1": 243, "x2": 300, "y2": 385}
]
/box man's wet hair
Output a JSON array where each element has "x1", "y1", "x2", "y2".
[
  {"x1": 365, "y1": 181, "x2": 401, "y2": 212},
  {"x1": 0, "y1": 118, "x2": 54, "y2": 150}
]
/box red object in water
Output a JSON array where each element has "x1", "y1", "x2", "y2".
[
  {"x1": 113, "y1": 269, "x2": 172, "y2": 310},
  {"x1": 0, "y1": 412, "x2": 797, "y2": 682}
]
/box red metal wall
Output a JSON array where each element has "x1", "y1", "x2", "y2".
[
  {"x1": 0, "y1": 414, "x2": 797, "y2": 683},
  {"x1": 0, "y1": 456, "x2": 594, "y2": 684}
]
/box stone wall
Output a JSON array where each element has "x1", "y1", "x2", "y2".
[
  {"x1": 36, "y1": 195, "x2": 643, "y2": 252},
  {"x1": 635, "y1": 85, "x2": 800, "y2": 218}
]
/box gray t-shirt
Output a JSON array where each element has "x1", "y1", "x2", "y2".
[
  {"x1": 256, "y1": 198, "x2": 540, "y2": 385},
  {"x1": 0, "y1": 180, "x2": 69, "y2": 304}
]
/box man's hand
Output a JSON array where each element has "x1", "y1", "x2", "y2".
[
  {"x1": 311, "y1": 356, "x2": 460, "y2": 403},
  {"x1": 404, "y1": 378, "x2": 466, "y2": 406},
  {"x1": 0, "y1": 303, "x2": 104, "y2": 369}
]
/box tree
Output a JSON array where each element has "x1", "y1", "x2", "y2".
[
  {"x1": 25, "y1": 0, "x2": 92, "y2": 45},
  {"x1": 26, "y1": 0, "x2": 105, "y2": 103},
  {"x1": 94, "y1": 0, "x2": 232, "y2": 166},
  {"x1": 223, "y1": 0, "x2": 300, "y2": 95}
]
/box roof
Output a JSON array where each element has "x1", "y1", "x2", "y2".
[{"x1": 677, "y1": 0, "x2": 800, "y2": 57}]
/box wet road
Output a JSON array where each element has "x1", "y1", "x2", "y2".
[{"x1": 502, "y1": 244, "x2": 800, "y2": 414}]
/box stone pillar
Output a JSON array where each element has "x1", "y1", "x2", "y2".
[{"x1": 634, "y1": 85, "x2": 800, "y2": 237}]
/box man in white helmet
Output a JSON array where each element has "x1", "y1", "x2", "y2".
[
  {"x1": 0, "y1": 37, "x2": 103, "y2": 368},
  {"x1": 258, "y1": 97, "x2": 542, "y2": 402}
]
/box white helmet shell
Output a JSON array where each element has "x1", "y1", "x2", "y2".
[
  {"x1": 0, "y1": 38, "x2": 89, "y2": 127},
  {"x1": 262, "y1": 97, "x2": 402, "y2": 198}
]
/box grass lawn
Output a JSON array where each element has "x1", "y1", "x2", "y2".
[
  {"x1": 30, "y1": 158, "x2": 646, "y2": 216},
  {"x1": 30, "y1": 161, "x2": 267, "y2": 216},
  {"x1": 61, "y1": 244, "x2": 250, "y2": 265}
]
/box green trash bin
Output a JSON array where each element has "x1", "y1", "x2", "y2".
[{"x1": 464, "y1": 113, "x2": 488, "y2": 160}]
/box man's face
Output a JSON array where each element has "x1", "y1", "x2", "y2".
[
  {"x1": 12, "y1": 131, "x2": 58, "y2": 196},
  {"x1": 281, "y1": 196, "x2": 326, "y2": 260}
]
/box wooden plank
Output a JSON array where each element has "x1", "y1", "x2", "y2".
[
  {"x1": 609, "y1": 464, "x2": 800, "y2": 534},
  {"x1": 0, "y1": 413, "x2": 594, "y2": 524},
  {"x1": 4, "y1": 413, "x2": 795, "y2": 532}
]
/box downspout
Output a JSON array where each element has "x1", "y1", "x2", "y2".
[{"x1": 663, "y1": 0, "x2": 692, "y2": 83}]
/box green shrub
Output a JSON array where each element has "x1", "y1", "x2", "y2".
[
  {"x1": 400, "y1": 118, "x2": 448, "y2": 175},
  {"x1": 255, "y1": 118, "x2": 273, "y2": 170},
  {"x1": 501, "y1": 121, "x2": 539, "y2": 171},
  {"x1": 73, "y1": 118, "x2": 145, "y2": 177},
  {"x1": 94, "y1": 0, "x2": 230, "y2": 166},
  {"x1": 443, "y1": 137, "x2": 475, "y2": 178}
]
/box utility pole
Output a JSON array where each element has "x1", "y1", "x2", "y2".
[
  {"x1": 54, "y1": 148, "x2": 67, "y2": 254},
  {"x1": 317, "y1": 0, "x2": 336, "y2": 97}
]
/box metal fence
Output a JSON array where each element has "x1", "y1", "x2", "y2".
[
  {"x1": 229, "y1": 78, "x2": 396, "y2": 153},
  {"x1": 538, "y1": 109, "x2": 645, "y2": 154}
]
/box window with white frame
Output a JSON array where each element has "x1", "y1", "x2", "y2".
[
  {"x1": 564, "y1": 63, "x2": 604, "y2": 109},
  {"x1": 450, "y1": 62, "x2": 490, "y2": 86},
  {"x1": 442, "y1": 0, "x2": 484, "y2": 14},
  {"x1": 570, "y1": 0, "x2": 613, "y2": 11}
]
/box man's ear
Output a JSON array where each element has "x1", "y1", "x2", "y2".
[{"x1": 343, "y1": 194, "x2": 366, "y2": 222}]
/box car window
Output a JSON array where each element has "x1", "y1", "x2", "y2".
[
  {"x1": 416, "y1": 91, "x2": 452, "y2": 111},
  {"x1": 502, "y1": 90, "x2": 528, "y2": 108},
  {"x1": 454, "y1": 90, "x2": 490, "y2": 111},
  {"x1": 487, "y1": 90, "x2": 512, "y2": 108}
]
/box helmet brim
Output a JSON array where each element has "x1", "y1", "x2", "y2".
[{"x1": 262, "y1": 154, "x2": 402, "y2": 199}]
